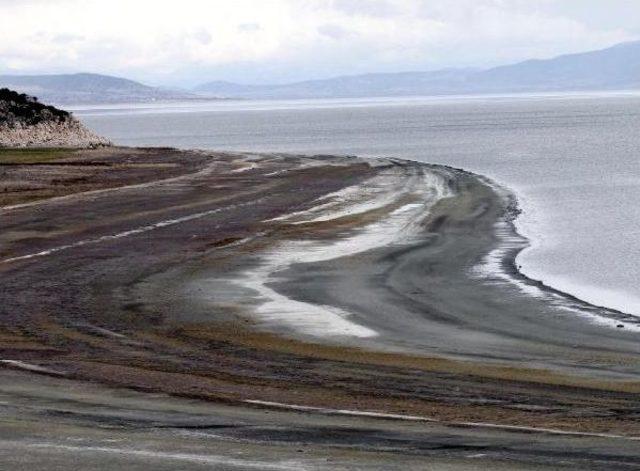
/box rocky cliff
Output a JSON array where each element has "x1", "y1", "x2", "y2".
[{"x1": 0, "y1": 88, "x2": 110, "y2": 148}]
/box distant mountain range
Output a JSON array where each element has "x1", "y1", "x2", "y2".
[
  {"x1": 196, "y1": 40, "x2": 640, "y2": 99},
  {"x1": 1, "y1": 40, "x2": 639, "y2": 104}
]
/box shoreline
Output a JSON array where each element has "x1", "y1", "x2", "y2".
[{"x1": 470, "y1": 173, "x2": 640, "y2": 330}]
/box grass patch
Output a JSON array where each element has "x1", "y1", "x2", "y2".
[{"x1": 0, "y1": 147, "x2": 79, "y2": 164}]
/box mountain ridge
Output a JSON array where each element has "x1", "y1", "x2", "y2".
[
  {"x1": 2, "y1": 40, "x2": 639, "y2": 104},
  {"x1": 196, "y1": 40, "x2": 640, "y2": 99}
]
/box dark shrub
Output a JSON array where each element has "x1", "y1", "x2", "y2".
[{"x1": 0, "y1": 88, "x2": 71, "y2": 126}]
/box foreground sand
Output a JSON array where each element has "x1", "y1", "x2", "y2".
[{"x1": 1, "y1": 147, "x2": 640, "y2": 469}]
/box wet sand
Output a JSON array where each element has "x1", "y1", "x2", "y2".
[{"x1": 1, "y1": 147, "x2": 640, "y2": 469}]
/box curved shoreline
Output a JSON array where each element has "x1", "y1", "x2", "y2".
[
  {"x1": 238, "y1": 157, "x2": 640, "y2": 377},
  {"x1": 353, "y1": 154, "x2": 640, "y2": 332},
  {"x1": 474, "y1": 174, "x2": 640, "y2": 330}
]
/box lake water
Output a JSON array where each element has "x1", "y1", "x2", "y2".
[{"x1": 74, "y1": 93, "x2": 640, "y2": 317}]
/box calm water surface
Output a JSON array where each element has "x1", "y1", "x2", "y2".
[{"x1": 74, "y1": 93, "x2": 640, "y2": 316}]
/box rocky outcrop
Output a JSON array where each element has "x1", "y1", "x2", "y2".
[
  {"x1": 0, "y1": 88, "x2": 110, "y2": 148},
  {"x1": 0, "y1": 119, "x2": 110, "y2": 148}
]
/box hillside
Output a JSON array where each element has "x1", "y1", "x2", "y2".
[
  {"x1": 0, "y1": 88, "x2": 109, "y2": 147},
  {"x1": 0, "y1": 73, "x2": 198, "y2": 105},
  {"x1": 195, "y1": 40, "x2": 640, "y2": 99},
  {"x1": 472, "y1": 40, "x2": 640, "y2": 92}
]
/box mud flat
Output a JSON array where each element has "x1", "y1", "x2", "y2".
[{"x1": 1, "y1": 146, "x2": 640, "y2": 470}]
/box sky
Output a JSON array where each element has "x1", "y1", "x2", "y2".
[{"x1": 0, "y1": 0, "x2": 638, "y2": 87}]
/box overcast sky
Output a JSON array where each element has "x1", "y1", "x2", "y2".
[{"x1": 0, "y1": 0, "x2": 638, "y2": 86}]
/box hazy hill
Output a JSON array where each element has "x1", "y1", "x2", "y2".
[
  {"x1": 195, "y1": 40, "x2": 640, "y2": 99},
  {"x1": 471, "y1": 40, "x2": 640, "y2": 93},
  {"x1": 0, "y1": 73, "x2": 198, "y2": 105},
  {"x1": 194, "y1": 69, "x2": 476, "y2": 99}
]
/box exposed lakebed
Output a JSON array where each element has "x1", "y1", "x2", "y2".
[{"x1": 77, "y1": 92, "x2": 640, "y2": 318}]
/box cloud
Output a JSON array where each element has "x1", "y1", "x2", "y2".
[
  {"x1": 0, "y1": 0, "x2": 636, "y2": 85},
  {"x1": 238, "y1": 23, "x2": 262, "y2": 32},
  {"x1": 317, "y1": 24, "x2": 352, "y2": 40}
]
